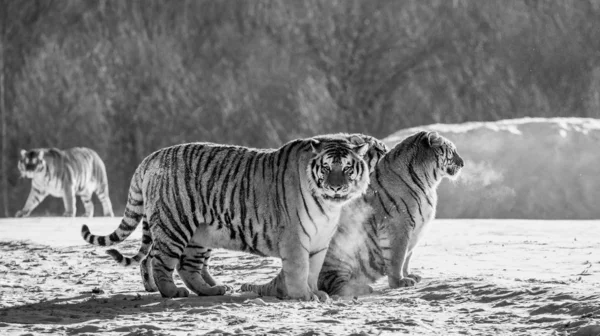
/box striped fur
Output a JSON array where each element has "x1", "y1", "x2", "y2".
[
  {"x1": 241, "y1": 131, "x2": 464, "y2": 297},
  {"x1": 104, "y1": 134, "x2": 388, "y2": 269},
  {"x1": 16, "y1": 147, "x2": 114, "y2": 218},
  {"x1": 81, "y1": 134, "x2": 378, "y2": 300}
]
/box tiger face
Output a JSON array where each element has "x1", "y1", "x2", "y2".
[
  {"x1": 308, "y1": 140, "x2": 370, "y2": 205},
  {"x1": 18, "y1": 149, "x2": 46, "y2": 178},
  {"x1": 421, "y1": 131, "x2": 464, "y2": 180}
]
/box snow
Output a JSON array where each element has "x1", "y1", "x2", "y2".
[{"x1": 0, "y1": 217, "x2": 598, "y2": 335}]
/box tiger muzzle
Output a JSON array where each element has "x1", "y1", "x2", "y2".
[
  {"x1": 447, "y1": 155, "x2": 464, "y2": 177},
  {"x1": 326, "y1": 169, "x2": 347, "y2": 192},
  {"x1": 321, "y1": 169, "x2": 352, "y2": 204}
]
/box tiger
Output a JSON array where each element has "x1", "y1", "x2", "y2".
[
  {"x1": 16, "y1": 147, "x2": 114, "y2": 218},
  {"x1": 80, "y1": 134, "x2": 384, "y2": 300},
  {"x1": 239, "y1": 131, "x2": 464, "y2": 297},
  {"x1": 101, "y1": 134, "x2": 388, "y2": 298}
]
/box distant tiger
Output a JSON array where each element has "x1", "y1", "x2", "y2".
[
  {"x1": 240, "y1": 131, "x2": 464, "y2": 297},
  {"x1": 81, "y1": 134, "x2": 384, "y2": 300},
  {"x1": 17, "y1": 147, "x2": 114, "y2": 218}
]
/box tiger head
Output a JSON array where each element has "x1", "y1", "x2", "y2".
[
  {"x1": 391, "y1": 131, "x2": 464, "y2": 180},
  {"x1": 307, "y1": 138, "x2": 371, "y2": 206},
  {"x1": 18, "y1": 149, "x2": 47, "y2": 178}
]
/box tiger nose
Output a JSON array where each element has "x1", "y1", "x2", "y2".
[
  {"x1": 455, "y1": 156, "x2": 464, "y2": 168},
  {"x1": 327, "y1": 170, "x2": 346, "y2": 191},
  {"x1": 330, "y1": 185, "x2": 343, "y2": 192}
]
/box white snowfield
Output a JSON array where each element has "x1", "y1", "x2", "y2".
[
  {"x1": 0, "y1": 217, "x2": 598, "y2": 335},
  {"x1": 385, "y1": 117, "x2": 600, "y2": 219}
]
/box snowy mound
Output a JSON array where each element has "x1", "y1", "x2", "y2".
[{"x1": 384, "y1": 117, "x2": 600, "y2": 219}]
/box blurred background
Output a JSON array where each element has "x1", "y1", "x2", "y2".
[{"x1": 1, "y1": 0, "x2": 600, "y2": 217}]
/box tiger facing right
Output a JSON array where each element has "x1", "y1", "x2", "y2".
[
  {"x1": 240, "y1": 131, "x2": 464, "y2": 297},
  {"x1": 81, "y1": 134, "x2": 382, "y2": 300}
]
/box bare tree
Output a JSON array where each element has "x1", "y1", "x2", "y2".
[{"x1": 0, "y1": 0, "x2": 9, "y2": 217}]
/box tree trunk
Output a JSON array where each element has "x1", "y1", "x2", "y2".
[{"x1": 0, "y1": 5, "x2": 8, "y2": 218}]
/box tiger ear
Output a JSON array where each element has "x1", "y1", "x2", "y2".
[
  {"x1": 349, "y1": 135, "x2": 389, "y2": 158},
  {"x1": 37, "y1": 150, "x2": 44, "y2": 159},
  {"x1": 426, "y1": 132, "x2": 443, "y2": 148},
  {"x1": 370, "y1": 139, "x2": 389, "y2": 157},
  {"x1": 354, "y1": 143, "x2": 369, "y2": 157},
  {"x1": 20, "y1": 149, "x2": 27, "y2": 158},
  {"x1": 310, "y1": 139, "x2": 322, "y2": 154}
]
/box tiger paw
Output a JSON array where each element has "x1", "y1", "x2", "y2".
[
  {"x1": 220, "y1": 284, "x2": 234, "y2": 292},
  {"x1": 144, "y1": 285, "x2": 159, "y2": 293},
  {"x1": 313, "y1": 290, "x2": 331, "y2": 303},
  {"x1": 62, "y1": 211, "x2": 75, "y2": 217},
  {"x1": 406, "y1": 273, "x2": 422, "y2": 283},
  {"x1": 159, "y1": 286, "x2": 189, "y2": 298},
  {"x1": 388, "y1": 276, "x2": 417, "y2": 288},
  {"x1": 15, "y1": 210, "x2": 28, "y2": 218},
  {"x1": 189, "y1": 285, "x2": 229, "y2": 296},
  {"x1": 286, "y1": 289, "x2": 328, "y2": 302}
]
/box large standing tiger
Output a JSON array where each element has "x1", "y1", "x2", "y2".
[
  {"x1": 16, "y1": 147, "x2": 114, "y2": 218},
  {"x1": 81, "y1": 134, "x2": 384, "y2": 300},
  {"x1": 240, "y1": 131, "x2": 464, "y2": 297}
]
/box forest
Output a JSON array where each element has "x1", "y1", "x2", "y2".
[{"x1": 1, "y1": 0, "x2": 599, "y2": 217}]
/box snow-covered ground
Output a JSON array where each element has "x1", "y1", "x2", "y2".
[{"x1": 1, "y1": 217, "x2": 598, "y2": 335}]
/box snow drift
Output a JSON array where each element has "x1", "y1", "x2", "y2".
[{"x1": 384, "y1": 117, "x2": 600, "y2": 219}]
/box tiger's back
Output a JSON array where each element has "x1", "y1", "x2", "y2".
[
  {"x1": 17, "y1": 147, "x2": 114, "y2": 217},
  {"x1": 137, "y1": 142, "x2": 322, "y2": 257}
]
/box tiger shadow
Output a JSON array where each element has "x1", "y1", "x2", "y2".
[{"x1": 0, "y1": 291, "x2": 272, "y2": 325}]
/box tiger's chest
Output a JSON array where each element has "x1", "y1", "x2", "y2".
[
  {"x1": 32, "y1": 175, "x2": 65, "y2": 196},
  {"x1": 304, "y1": 210, "x2": 342, "y2": 250}
]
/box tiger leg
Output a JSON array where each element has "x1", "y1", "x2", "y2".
[
  {"x1": 15, "y1": 187, "x2": 48, "y2": 217},
  {"x1": 150, "y1": 224, "x2": 190, "y2": 298},
  {"x1": 387, "y1": 228, "x2": 416, "y2": 288},
  {"x1": 80, "y1": 193, "x2": 94, "y2": 218},
  {"x1": 402, "y1": 251, "x2": 422, "y2": 283},
  {"x1": 140, "y1": 256, "x2": 158, "y2": 292},
  {"x1": 124, "y1": 218, "x2": 157, "y2": 292},
  {"x1": 240, "y1": 270, "x2": 287, "y2": 298},
  {"x1": 198, "y1": 249, "x2": 232, "y2": 290},
  {"x1": 96, "y1": 187, "x2": 114, "y2": 217},
  {"x1": 277, "y1": 237, "x2": 318, "y2": 301},
  {"x1": 240, "y1": 236, "x2": 316, "y2": 300},
  {"x1": 177, "y1": 245, "x2": 230, "y2": 296},
  {"x1": 62, "y1": 186, "x2": 76, "y2": 217},
  {"x1": 306, "y1": 248, "x2": 331, "y2": 302}
]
